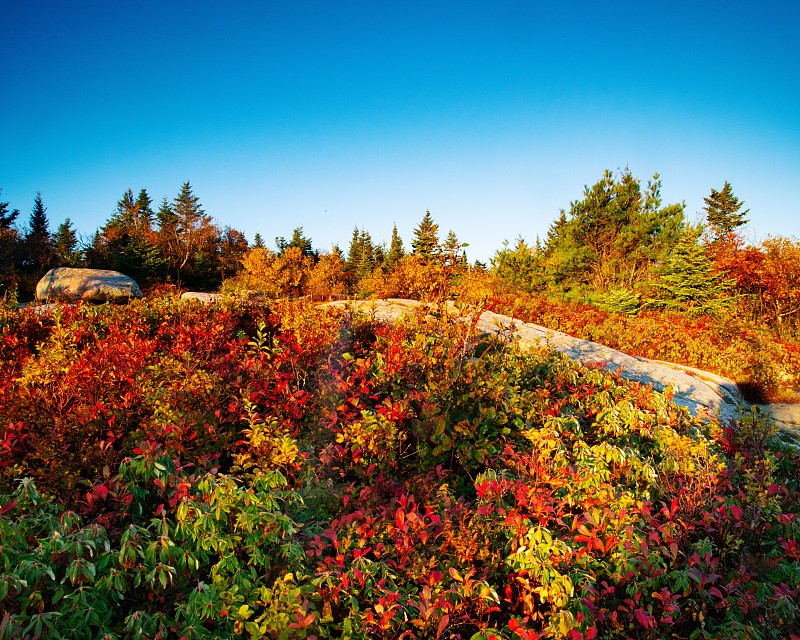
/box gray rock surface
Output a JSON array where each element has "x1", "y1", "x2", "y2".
[
  {"x1": 323, "y1": 299, "x2": 748, "y2": 425},
  {"x1": 180, "y1": 292, "x2": 223, "y2": 303},
  {"x1": 36, "y1": 268, "x2": 142, "y2": 303}
]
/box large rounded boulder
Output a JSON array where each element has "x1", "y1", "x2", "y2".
[{"x1": 36, "y1": 268, "x2": 143, "y2": 303}]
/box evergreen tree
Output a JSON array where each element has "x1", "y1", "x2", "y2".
[
  {"x1": 53, "y1": 219, "x2": 80, "y2": 266},
  {"x1": 491, "y1": 237, "x2": 541, "y2": 292},
  {"x1": 0, "y1": 190, "x2": 21, "y2": 297},
  {"x1": 373, "y1": 243, "x2": 386, "y2": 269},
  {"x1": 704, "y1": 181, "x2": 749, "y2": 238},
  {"x1": 287, "y1": 226, "x2": 315, "y2": 258},
  {"x1": 0, "y1": 189, "x2": 20, "y2": 229},
  {"x1": 24, "y1": 192, "x2": 54, "y2": 275},
  {"x1": 87, "y1": 188, "x2": 164, "y2": 285},
  {"x1": 442, "y1": 230, "x2": 467, "y2": 266},
  {"x1": 136, "y1": 188, "x2": 155, "y2": 230},
  {"x1": 355, "y1": 230, "x2": 375, "y2": 280},
  {"x1": 411, "y1": 210, "x2": 439, "y2": 259},
  {"x1": 345, "y1": 228, "x2": 377, "y2": 281},
  {"x1": 543, "y1": 169, "x2": 685, "y2": 292},
  {"x1": 173, "y1": 181, "x2": 205, "y2": 228},
  {"x1": 170, "y1": 182, "x2": 219, "y2": 288},
  {"x1": 346, "y1": 227, "x2": 362, "y2": 273},
  {"x1": 154, "y1": 184, "x2": 218, "y2": 287},
  {"x1": 646, "y1": 226, "x2": 735, "y2": 316},
  {"x1": 156, "y1": 197, "x2": 176, "y2": 229},
  {"x1": 107, "y1": 186, "x2": 155, "y2": 234},
  {"x1": 252, "y1": 233, "x2": 266, "y2": 249},
  {"x1": 385, "y1": 224, "x2": 405, "y2": 269},
  {"x1": 110, "y1": 189, "x2": 137, "y2": 229}
]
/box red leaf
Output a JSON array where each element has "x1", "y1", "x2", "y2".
[
  {"x1": 635, "y1": 608, "x2": 650, "y2": 629},
  {"x1": 731, "y1": 504, "x2": 743, "y2": 521},
  {"x1": 96, "y1": 485, "x2": 108, "y2": 499},
  {"x1": 436, "y1": 614, "x2": 450, "y2": 639},
  {"x1": 0, "y1": 500, "x2": 16, "y2": 515}
]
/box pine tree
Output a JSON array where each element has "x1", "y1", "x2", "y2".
[
  {"x1": 346, "y1": 227, "x2": 362, "y2": 273},
  {"x1": 173, "y1": 181, "x2": 205, "y2": 229},
  {"x1": 491, "y1": 237, "x2": 541, "y2": 292},
  {"x1": 704, "y1": 181, "x2": 749, "y2": 238},
  {"x1": 24, "y1": 192, "x2": 54, "y2": 274},
  {"x1": 0, "y1": 189, "x2": 20, "y2": 229},
  {"x1": 252, "y1": 233, "x2": 266, "y2": 249},
  {"x1": 171, "y1": 182, "x2": 218, "y2": 288},
  {"x1": 355, "y1": 230, "x2": 375, "y2": 279},
  {"x1": 86, "y1": 188, "x2": 164, "y2": 284},
  {"x1": 156, "y1": 183, "x2": 218, "y2": 287},
  {"x1": 411, "y1": 210, "x2": 439, "y2": 259},
  {"x1": 442, "y1": 230, "x2": 467, "y2": 266},
  {"x1": 136, "y1": 188, "x2": 154, "y2": 230},
  {"x1": 53, "y1": 219, "x2": 80, "y2": 266},
  {"x1": 542, "y1": 169, "x2": 685, "y2": 292},
  {"x1": 287, "y1": 226, "x2": 315, "y2": 258},
  {"x1": 385, "y1": 224, "x2": 404, "y2": 269},
  {"x1": 0, "y1": 190, "x2": 21, "y2": 296},
  {"x1": 111, "y1": 189, "x2": 137, "y2": 229},
  {"x1": 373, "y1": 243, "x2": 386, "y2": 269},
  {"x1": 156, "y1": 197, "x2": 176, "y2": 229}
]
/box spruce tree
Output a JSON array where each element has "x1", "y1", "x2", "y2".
[
  {"x1": 136, "y1": 188, "x2": 154, "y2": 229},
  {"x1": 252, "y1": 233, "x2": 266, "y2": 249},
  {"x1": 170, "y1": 182, "x2": 218, "y2": 288},
  {"x1": 0, "y1": 189, "x2": 20, "y2": 229},
  {"x1": 155, "y1": 184, "x2": 218, "y2": 287},
  {"x1": 646, "y1": 226, "x2": 735, "y2": 316},
  {"x1": 0, "y1": 190, "x2": 21, "y2": 296},
  {"x1": 156, "y1": 197, "x2": 176, "y2": 229},
  {"x1": 442, "y1": 230, "x2": 467, "y2": 265},
  {"x1": 355, "y1": 230, "x2": 375, "y2": 280},
  {"x1": 112, "y1": 189, "x2": 137, "y2": 228},
  {"x1": 703, "y1": 181, "x2": 749, "y2": 238},
  {"x1": 385, "y1": 224, "x2": 404, "y2": 269},
  {"x1": 411, "y1": 210, "x2": 439, "y2": 259},
  {"x1": 53, "y1": 219, "x2": 80, "y2": 266},
  {"x1": 173, "y1": 181, "x2": 206, "y2": 229},
  {"x1": 24, "y1": 192, "x2": 54, "y2": 274},
  {"x1": 491, "y1": 237, "x2": 540, "y2": 292},
  {"x1": 373, "y1": 243, "x2": 386, "y2": 269},
  {"x1": 287, "y1": 226, "x2": 315, "y2": 258},
  {"x1": 346, "y1": 227, "x2": 362, "y2": 273}
]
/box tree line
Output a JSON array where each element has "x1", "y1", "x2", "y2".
[
  {"x1": 491, "y1": 169, "x2": 799, "y2": 336},
  {"x1": 0, "y1": 184, "x2": 465, "y2": 303},
  {"x1": 1, "y1": 170, "x2": 798, "y2": 336},
  {"x1": 0, "y1": 182, "x2": 250, "y2": 299}
]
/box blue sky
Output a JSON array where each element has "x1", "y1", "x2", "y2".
[{"x1": 1, "y1": 1, "x2": 798, "y2": 262}]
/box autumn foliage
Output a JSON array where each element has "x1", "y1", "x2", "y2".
[{"x1": 1, "y1": 293, "x2": 799, "y2": 638}]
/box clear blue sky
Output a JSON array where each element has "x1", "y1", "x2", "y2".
[{"x1": 1, "y1": 1, "x2": 798, "y2": 262}]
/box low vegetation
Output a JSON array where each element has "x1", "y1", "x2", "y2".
[{"x1": 1, "y1": 295, "x2": 799, "y2": 638}]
